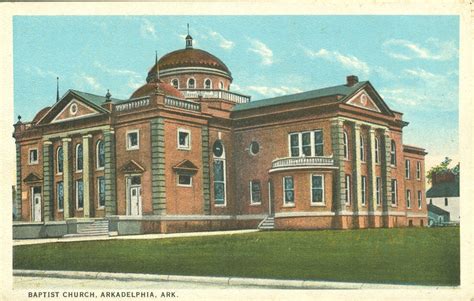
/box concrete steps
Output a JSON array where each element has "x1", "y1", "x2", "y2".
[
  {"x1": 63, "y1": 219, "x2": 110, "y2": 238},
  {"x1": 258, "y1": 216, "x2": 275, "y2": 230}
]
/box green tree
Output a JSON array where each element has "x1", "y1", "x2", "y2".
[{"x1": 427, "y1": 157, "x2": 457, "y2": 183}]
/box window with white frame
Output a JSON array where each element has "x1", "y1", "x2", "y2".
[
  {"x1": 311, "y1": 174, "x2": 324, "y2": 204},
  {"x1": 177, "y1": 128, "x2": 191, "y2": 150},
  {"x1": 345, "y1": 174, "x2": 351, "y2": 205},
  {"x1": 360, "y1": 135, "x2": 365, "y2": 161},
  {"x1": 376, "y1": 177, "x2": 381, "y2": 206},
  {"x1": 213, "y1": 140, "x2": 226, "y2": 206},
  {"x1": 374, "y1": 137, "x2": 380, "y2": 164},
  {"x1": 416, "y1": 161, "x2": 421, "y2": 180},
  {"x1": 178, "y1": 174, "x2": 192, "y2": 187},
  {"x1": 204, "y1": 79, "x2": 212, "y2": 89},
  {"x1": 76, "y1": 179, "x2": 84, "y2": 210},
  {"x1": 29, "y1": 148, "x2": 39, "y2": 165},
  {"x1": 187, "y1": 78, "x2": 195, "y2": 89},
  {"x1": 361, "y1": 176, "x2": 367, "y2": 205},
  {"x1": 289, "y1": 130, "x2": 324, "y2": 157},
  {"x1": 126, "y1": 130, "x2": 139, "y2": 150},
  {"x1": 57, "y1": 181, "x2": 64, "y2": 211},
  {"x1": 171, "y1": 79, "x2": 179, "y2": 89},
  {"x1": 219, "y1": 81, "x2": 224, "y2": 90},
  {"x1": 56, "y1": 146, "x2": 63, "y2": 174},
  {"x1": 250, "y1": 180, "x2": 261, "y2": 204},
  {"x1": 406, "y1": 189, "x2": 411, "y2": 208},
  {"x1": 391, "y1": 179, "x2": 398, "y2": 206},
  {"x1": 97, "y1": 177, "x2": 105, "y2": 208},
  {"x1": 417, "y1": 190, "x2": 422, "y2": 209},
  {"x1": 405, "y1": 159, "x2": 411, "y2": 179},
  {"x1": 343, "y1": 131, "x2": 349, "y2": 160},
  {"x1": 283, "y1": 176, "x2": 294, "y2": 205},
  {"x1": 76, "y1": 143, "x2": 83, "y2": 172},
  {"x1": 390, "y1": 140, "x2": 396, "y2": 165},
  {"x1": 96, "y1": 140, "x2": 105, "y2": 169}
]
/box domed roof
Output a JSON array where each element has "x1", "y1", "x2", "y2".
[
  {"x1": 130, "y1": 80, "x2": 184, "y2": 99},
  {"x1": 146, "y1": 48, "x2": 232, "y2": 82},
  {"x1": 32, "y1": 106, "x2": 51, "y2": 124}
]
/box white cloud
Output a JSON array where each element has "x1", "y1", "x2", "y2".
[
  {"x1": 246, "y1": 85, "x2": 302, "y2": 97},
  {"x1": 383, "y1": 38, "x2": 458, "y2": 61},
  {"x1": 304, "y1": 48, "x2": 370, "y2": 76},
  {"x1": 77, "y1": 73, "x2": 103, "y2": 92},
  {"x1": 249, "y1": 39, "x2": 273, "y2": 65},
  {"x1": 404, "y1": 68, "x2": 439, "y2": 82},
  {"x1": 209, "y1": 30, "x2": 235, "y2": 50},
  {"x1": 94, "y1": 61, "x2": 144, "y2": 91},
  {"x1": 24, "y1": 66, "x2": 58, "y2": 79},
  {"x1": 140, "y1": 19, "x2": 158, "y2": 40}
]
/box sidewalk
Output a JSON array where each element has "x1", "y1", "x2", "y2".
[
  {"x1": 13, "y1": 229, "x2": 259, "y2": 246},
  {"x1": 13, "y1": 270, "x2": 455, "y2": 290}
]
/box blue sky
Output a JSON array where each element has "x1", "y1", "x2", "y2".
[{"x1": 13, "y1": 16, "x2": 459, "y2": 169}]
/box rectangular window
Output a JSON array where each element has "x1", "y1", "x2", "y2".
[
  {"x1": 376, "y1": 177, "x2": 381, "y2": 206},
  {"x1": 126, "y1": 130, "x2": 139, "y2": 150},
  {"x1": 406, "y1": 189, "x2": 411, "y2": 208},
  {"x1": 98, "y1": 177, "x2": 105, "y2": 208},
  {"x1": 445, "y1": 197, "x2": 448, "y2": 206},
  {"x1": 416, "y1": 161, "x2": 421, "y2": 180},
  {"x1": 314, "y1": 130, "x2": 323, "y2": 156},
  {"x1": 213, "y1": 160, "x2": 225, "y2": 205},
  {"x1": 250, "y1": 180, "x2": 261, "y2": 204},
  {"x1": 301, "y1": 132, "x2": 312, "y2": 156},
  {"x1": 177, "y1": 128, "x2": 191, "y2": 150},
  {"x1": 374, "y1": 138, "x2": 380, "y2": 164},
  {"x1": 405, "y1": 160, "x2": 410, "y2": 179},
  {"x1": 311, "y1": 175, "x2": 324, "y2": 204},
  {"x1": 57, "y1": 181, "x2": 64, "y2": 211},
  {"x1": 290, "y1": 133, "x2": 299, "y2": 157},
  {"x1": 391, "y1": 179, "x2": 397, "y2": 206},
  {"x1": 361, "y1": 176, "x2": 366, "y2": 205},
  {"x1": 417, "y1": 191, "x2": 422, "y2": 209},
  {"x1": 29, "y1": 148, "x2": 39, "y2": 164},
  {"x1": 360, "y1": 136, "x2": 365, "y2": 162},
  {"x1": 283, "y1": 176, "x2": 294, "y2": 205},
  {"x1": 345, "y1": 174, "x2": 351, "y2": 205},
  {"x1": 76, "y1": 180, "x2": 84, "y2": 210},
  {"x1": 178, "y1": 174, "x2": 192, "y2": 187}
]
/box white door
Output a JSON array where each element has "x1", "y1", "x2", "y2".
[
  {"x1": 130, "y1": 186, "x2": 141, "y2": 216},
  {"x1": 33, "y1": 192, "x2": 42, "y2": 222}
]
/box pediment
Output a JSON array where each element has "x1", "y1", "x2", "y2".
[
  {"x1": 345, "y1": 90, "x2": 381, "y2": 113},
  {"x1": 23, "y1": 172, "x2": 43, "y2": 183},
  {"x1": 51, "y1": 98, "x2": 100, "y2": 123},
  {"x1": 121, "y1": 160, "x2": 145, "y2": 173},
  {"x1": 173, "y1": 160, "x2": 198, "y2": 174}
]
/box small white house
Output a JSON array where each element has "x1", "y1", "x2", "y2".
[{"x1": 426, "y1": 171, "x2": 459, "y2": 223}]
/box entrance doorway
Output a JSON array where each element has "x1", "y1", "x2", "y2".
[
  {"x1": 31, "y1": 186, "x2": 42, "y2": 222},
  {"x1": 127, "y1": 176, "x2": 142, "y2": 216}
]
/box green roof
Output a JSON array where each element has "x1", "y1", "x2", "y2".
[
  {"x1": 70, "y1": 89, "x2": 124, "y2": 107},
  {"x1": 427, "y1": 204, "x2": 450, "y2": 216},
  {"x1": 232, "y1": 81, "x2": 368, "y2": 112},
  {"x1": 426, "y1": 181, "x2": 459, "y2": 198}
]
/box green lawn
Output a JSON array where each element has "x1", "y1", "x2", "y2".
[{"x1": 13, "y1": 227, "x2": 459, "y2": 286}]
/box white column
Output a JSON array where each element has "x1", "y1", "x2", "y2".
[
  {"x1": 354, "y1": 123, "x2": 362, "y2": 208},
  {"x1": 62, "y1": 138, "x2": 71, "y2": 219},
  {"x1": 82, "y1": 134, "x2": 92, "y2": 218},
  {"x1": 369, "y1": 128, "x2": 377, "y2": 212}
]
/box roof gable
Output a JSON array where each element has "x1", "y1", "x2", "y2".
[
  {"x1": 340, "y1": 82, "x2": 394, "y2": 116},
  {"x1": 173, "y1": 160, "x2": 198, "y2": 174},
  {"x1": 426, "y1": 181, "x2": 460, "y2": 198},
  {"x1": 120, "y1": 160, "x2": 145, "y2": 173},
  {"x1": 345, "y1": 89, "x2": 381, "y2": 113},
  {"x1": 51, "y1": 99, "x2": 100, "y2": 123},
  {"x1": 23, "y1": 172, "x2": 42, "y2": 183}
]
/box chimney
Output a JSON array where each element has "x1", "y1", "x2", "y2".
[{"x1": 346, "y1": 75, "x2": 359, "y2": 87}]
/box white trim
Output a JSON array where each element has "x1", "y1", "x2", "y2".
[
  {"x1": 177, "y1": 174, "x2": 193, "y2": 187},
  {"x1": 56, "y1": 146, "x2": 63, "y2": 175},
  {"x1": 361, "y1": 175, "x2": 367, "y2": 206},
  {"x1": 343, "y1": 130, "x2": 349, "y2": 160},
  {"x1": 376, "y1": 177, "x2": 381, "y2": 206},
  {"x1": 51, "y1": 99, "x2": 100, "y2": 124},
  {"x1": 417, "y1": 190, "x2": 422, "y2": 209},
  {"x1": 310, "y1": 174, "x2": 325, "y2": 205},
  {"x1": 391, "y1": 179, "x2": 398, "y2": 206},
  {"x1": 219, "y1": 81, "x2": 224, "y2": 89},
  {"x1": 275, "y1": 211, "x2": 335, "y2": 218},
  {"x1": 28, "y1": 148, "x2": 39, "y2": 165},
  {"x1": 56, "y1": 181, "x2": 64, "y2": 212},
  {"x1": 97, "y1": 176, "x2": 105, "y2": 209},
  {"x1": 126, "y1": 129, "x2": 140, "y2": 151},
  {"x1": 177, "y1": 128, "x2": 191, "y2": 150},
  {"x1": 158, "y1": 66, "x2": 231, "y2": 79},
  {"x1": 70, "y1": 103, "x2": 78, "y2": 115},
  {"x1": 249, "y1": 180, "x2": 261, "y2": 205},
  {"x1": 109, "y1": 214, "x2": 266, "y2": 221},
  {"x1": 75, "y1": 179, "x2": 84, "y2": 210},
  {"x1": 406, "y1": 212, "x2": 427, "y2": 218},
  {"x1": 359, "y1": 134, "x2": 365, "y2": 162},
  {"x1": 345, "y1": 174, "x2": 351, "y2": 205},
  {"x1": 204, "y1": 78, "x2": 212, "y2": 89},
  {"x1": 171, "y1": 78, "x2": 179, "y2": 89},
  {"x1": 405, "y1": 159, "x2": 411, "y2": 179},
  {"x1": 374, "y1": 137, "x2": 380, "y2": 164},
  {"x1": 416, "y1": 161, "x2": 421, "y2": 180},
  {"x1": 390, "y1": 139, "x2": 396, "y2": 165},
  {"x1": 213, "y1": 158, "x2": 227, "y2": 207},
  {"x1": 75, "y1": 143, "x2": 83, "y2": 173},
  {"x1": 96, "y1": 139, "x2": 105, "y2": 170},
  {"x1": 345, "y1": 90, "x2": 382, "y2": 113},
  {"x1": 269, "y1": 166, "x2": 338, "y2": 174},
  {"x1": 187, "y1": 77, "x2": 196, "y2": 89},
  {"x1": 406, "y1": 189, "x2": 411, "y2": 209},
  {"x1": 283, "y1": 176, "x2": 295, "y2": 206}
]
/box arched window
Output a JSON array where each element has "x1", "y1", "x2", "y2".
[
  {"x1": 96, "y1": 140, "x2": 105, "y2": 169},
  {"x1": 374, "y1": 137, "x2": 380, "y2": 164},
  {"x1": 187, "y1": 78, "x2": 195, "y2": 89},
  {"x1": 359, "y1": 134, "x2": 365, "y2": 161},
  {"x1": 204, "y1": 79, "x2": 212, "y2": 89},
  {"x1": 171, "y1": 79, "x2": 179, "y2": 89},
  {"x1": 76, "y1": 143, "x2": 83, "y2": 172},
  {"x1": 343, "y1": 131, "x2": 348, "y2": 159},
  {"x1": 56, "y1": 146, "x2": 63, "y2": 174},
  {"x1": 213, "y1": 140, "x2": 226, "y2": 206},
  {"x1": 390, "y1": 139, "x2": 396, "y2": 165},
  {"x1": 219, "y1": 81, "x2": 224, "y2": 90}
]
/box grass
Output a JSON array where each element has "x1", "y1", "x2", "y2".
[{"x1": 13, "y1": 227, "x2": 459, "y2": 286}]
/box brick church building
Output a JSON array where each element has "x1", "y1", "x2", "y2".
[{"x1": 13, "y1": 33, "x2": 427, "y2": 236}]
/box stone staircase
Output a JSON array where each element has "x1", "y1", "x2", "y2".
[
  {"x1": 258, "y1": 216, "x2": 275, "y2": 230},
  {"x1": 64, "y1": 219, "x2": 110, "y2": 238}
]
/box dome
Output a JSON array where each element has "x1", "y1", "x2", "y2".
[
  {"x1": 146, "y1": 48, "x2": 232, "y2": 82},
  {"x1": 32, "y1": 106, "x2": 51, "y2": 124},
  {"x1": 130, "y1": 81, "x2": 184, "y2": 99}
]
